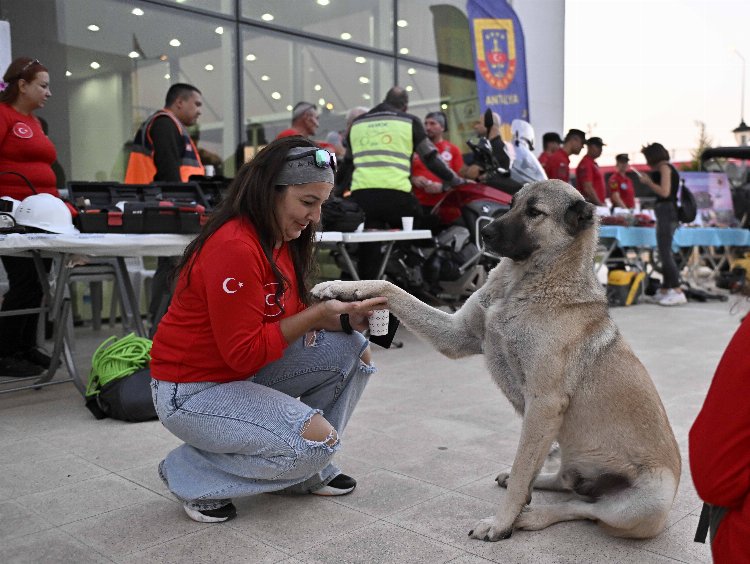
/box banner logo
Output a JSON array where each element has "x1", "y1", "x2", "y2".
[{"x1": 474, "y1": 19, "x2": 516, "y2": 90}]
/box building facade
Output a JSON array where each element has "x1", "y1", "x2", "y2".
[{"x1": 0, "y1": 0, "x2": 563, "y2": 182}]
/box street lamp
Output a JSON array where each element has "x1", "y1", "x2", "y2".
[{"x1": 733, "y1": 50, "x2": 750, "y2": 146}]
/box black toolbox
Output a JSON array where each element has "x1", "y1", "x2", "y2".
[{"x1": 67, "y1": 181, "x2": 211, "y2": 234}]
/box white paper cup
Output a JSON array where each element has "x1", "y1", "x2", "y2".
[
  {"x1": 369, "y1": 309, "x2": 389, "y2": 336},
  {"x1": 401, "y1": 216, "x2": 414, "y2": 231},
  {"x1": 204, "y1": 165, "x2": 215, "y2": 177}
]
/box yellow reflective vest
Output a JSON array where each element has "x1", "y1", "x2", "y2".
[{"x1": 349, "y1": 114, "x2": 413, "y2": 192}]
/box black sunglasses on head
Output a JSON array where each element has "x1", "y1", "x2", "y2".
[{"x1": 16, "y1": 59, "x2": 42, "y2": 79}]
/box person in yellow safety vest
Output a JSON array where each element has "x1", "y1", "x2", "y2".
[
  {"x1": 124, "y1": 83, "x2": 205, "y2": 334},
  {"x1": 337, "y1": 86, "x2": 465, "y2": 280},
  {"x1": 125, "y1": 83, "x2": 205, "y2": 183}
]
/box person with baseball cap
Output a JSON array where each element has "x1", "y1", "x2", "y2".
[
  {"x1": 543, "y1": 128, "x2": 586, "y2": 183},
  {"x1": 411, "y1": 111, "x2": 464, "y2": 212},
  {"x1": 575, "y1": 136, "x2": 606, "y2": 205},
  {"x1": 539, "y1": 132, "x2": 563, "y2": 168},
  {"x1": 608, "y1": 153, "x2": 636, "y2": 209}
]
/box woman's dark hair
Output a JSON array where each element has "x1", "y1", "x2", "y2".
[
  {"x1": 1, "y1": 57, "x2": 48, "y2": 105},
  {"x1": 175, "y1": 136, "x2": 320, "y2": 310},
  {"x1": 641, "y1": 143, "x2": 670, "y2": 167}
]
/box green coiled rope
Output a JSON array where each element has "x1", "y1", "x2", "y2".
[{"x1": 85, "y1": 333, "x2": 152, "y2": 398}]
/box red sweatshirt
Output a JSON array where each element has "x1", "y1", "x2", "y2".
[
  {"x1": 0, "y1": 103, "x2": 58, "y2": 200},
  {"x1": 689, "y1": 316, "x2": 750, "y2": 563},
  {"x1": 150, "y1": 218, "x2": 305, "y2": 382}
]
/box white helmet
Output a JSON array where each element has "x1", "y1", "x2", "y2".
[
  {"x1": 511, "y1": 119, "x2": 536, "y2": 151},
  {"x1": 15, "y1": 193, "x2": 79, "y2": 234}
]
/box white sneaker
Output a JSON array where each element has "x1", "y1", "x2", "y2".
[{"x1": 658, "y1": 289, "x2": 687, "y2": 306}]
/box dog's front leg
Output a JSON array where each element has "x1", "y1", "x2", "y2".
[{"x1": 469, "y1": 395, "x2": 568, "y2": 541}]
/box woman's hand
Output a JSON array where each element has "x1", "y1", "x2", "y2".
[{"x1": 314, "y1": 297, "x2": 388, "y2": 332}]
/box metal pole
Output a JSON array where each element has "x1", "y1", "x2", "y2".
[{"x1": 735, "y1": 50, "x2": 745, "y2": 122}]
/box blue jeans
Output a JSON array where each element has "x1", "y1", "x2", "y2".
[{"x1": 151, "y1": 330, "x2": 373, "y2": 511}]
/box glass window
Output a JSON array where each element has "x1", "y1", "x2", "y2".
[
  {"x1": 240, "y1": 0, "x2": 393, "y2": 52},
  {"x1": 240, "y1": 27, "x2": 393, "y2": 156},
  {"x1": 147, "y1": 0, "x2": 235, "y2": 17},
  {"x1": 3, "y1": 0, "x2": 239, "y2": 180},
  {"x1": 396, "y1": 0, "x2": 473, "y2": 70},
  {"x1": 397, "y1": 60, "x2": 478, "y2": 150}
]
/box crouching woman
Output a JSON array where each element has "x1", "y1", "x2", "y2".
[{"x1": 150, "y1": 137, "x2": 385, "y2": 522}]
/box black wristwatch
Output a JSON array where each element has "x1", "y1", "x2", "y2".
[{"x1": 339, "y1": 313, "x2": 353, "y2": 334}]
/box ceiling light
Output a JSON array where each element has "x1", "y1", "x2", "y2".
[
  {"x1": 271, "y1": 91, "x2": 281, "y2": 100},
  {"x1": 176, "y1": 0, "x2": 186, "y2": 3},
  {"x1": 355, "y1": 56, "x2": 366, "y2": 64},
  {"x1": 358, "y1": 76, "x2": 369, "y2": 84},
  {"x1": 318, "y1": 98, "x2": 325, "y2": 106},
  {"x1": 286, "y1": 105, "x2": 293, "y2": 111},
  {"x1": 128, "y1": 51, "x2": 140, "y2": 59},
  {"x1": 169, "y1": 38, "x2": 181, "y2": 47},
  {"x1": 90, "y1": 61, "x2": 100, "y2": 69},
  {"x1": 261, "y1": 13, "x2": 274, "y2": 21},
  {"x1": 164, "y1": 73, "x2": 171, "y2": 79},
  {"x1": 399, "y1": 47, "x2": 409, "y2": 55},
  {"x1": 340, "y1": 32, "x2": 351, "y2": 40},
  {"x1": 405, "y1": 85, "x2": 413, "y2": 92},
  {"x1": 326, "y1": 102, "x2": 333, "y2": 110},
  {"x1": 65, "y1": 70, "x2": 72, "y2": 77},
  {"x1": 362, "y1": 93, "x2": 371, "y2": 100},
  {"x1": 317, "y1": 0, "x2": 330, "y2": 5},
  {"x1": 441, "y1": 103, "x2": 448, "y2": 110},
  {"x1": 159, "y1": 54, "x2": 168, "y2": 61},
  {"x1": 407, "y1": 67, "x2": 416, "y2": 75},
  {"x1": 245, "y1": 53, "x2": 256, "y2": 61},
  {"x1": 397, "y1": 19, "x2": 408, "y2": 27},
  {"x1": 131, "y1": 8, "x2": 144, "y2": 16},
  {"x1": 261, "y1": 75, "x2": 270, "y2": 81},
  {"x1": 215, "y1": 26, "x2": 224, "y2": 35},
  {"x1": 87, "y1": 24, "x2": 100, "y2": 32},
  {"x1": 204, "y1": 64, "x2": 214, "y2": 71},
  {"x1": 314, "y1": 84, "x2": 322, "y2": 91}
]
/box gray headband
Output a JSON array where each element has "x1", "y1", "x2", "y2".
[{"x1": 275, "y1": 147, "x2": 335, "y2": 186}]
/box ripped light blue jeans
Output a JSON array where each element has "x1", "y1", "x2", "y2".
[{"x1": 151, "y1": 330, "x2": 373, "y2": 511}]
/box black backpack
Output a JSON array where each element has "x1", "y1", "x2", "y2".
[
  {"x1": 677, "y1": 179, "x2": 697, "y2": 223},
  {"x1": 321, "y1": 196, "x2": 365, "y2": 232}
]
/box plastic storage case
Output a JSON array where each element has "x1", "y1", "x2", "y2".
[{"x1": 68, "y1": 182, "x2": 211, "y2": 234}]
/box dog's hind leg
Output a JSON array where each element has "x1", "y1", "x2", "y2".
[{"x1": 513, "y1": 499, "x2": 598, "y2": 531}]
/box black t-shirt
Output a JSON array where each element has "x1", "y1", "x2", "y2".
[{"x1": 150, "y1": 115, "x2": 184, "y2": 182}]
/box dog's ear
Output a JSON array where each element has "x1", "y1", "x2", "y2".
[{"x1": 564, "y1": 199, "x2": 596, "y2": 235}]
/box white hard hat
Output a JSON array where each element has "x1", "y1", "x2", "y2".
[
  {"x1": 15, "y1": 193, "x2": 79, "y2": 234},
  {"x1": 511, "y1": 119, "x2": 536, "y2": 151}
]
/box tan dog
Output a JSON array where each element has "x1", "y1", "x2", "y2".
[{"x1": 313, "y1": 180, "x2": 681, "y2": 542}]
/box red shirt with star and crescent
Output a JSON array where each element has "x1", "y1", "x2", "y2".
[
  {"x1": 150, "y1": 217, "x2": 305, "y2": 383},
  {"x1": 0, "y1": 102, "x2": 59, "y2": 200}
]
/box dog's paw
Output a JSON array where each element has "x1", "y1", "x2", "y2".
[
  {"x1": 311, "y1": 281, "x2": 363, "y2": 301},
  {"x1": 311, "y1": 280, "x2": 389, "y2": 302},
  {"x1": 468, "y1": 516, "x2": 514, "y2": 542},
  {"x1": 495, "y1": 472, "x2": 510, "y2": 488}
]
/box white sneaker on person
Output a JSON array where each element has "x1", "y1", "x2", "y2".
[{"x1": 658, "y1": 289, "x2": 688, "y2": 306}]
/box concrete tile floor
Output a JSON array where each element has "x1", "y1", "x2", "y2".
[{"x1": 1, "y1": 297, "x2": 746, "y2": 563}]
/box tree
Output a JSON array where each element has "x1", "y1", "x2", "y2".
[{"x1": 683, "y1": 121, "x2": 713, "y2": 171}]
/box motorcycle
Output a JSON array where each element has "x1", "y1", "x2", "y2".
[{"x1": 383, "y1": 118, "x2": 547, "y2": 307}]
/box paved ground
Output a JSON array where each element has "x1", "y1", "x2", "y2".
[{"x1": 1, "y1": 296, "x2": 746, "y2": 563}]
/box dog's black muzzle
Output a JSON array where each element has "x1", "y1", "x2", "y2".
[{"x1": 481, "y1": 216, "x2": 535, "y2": 261}]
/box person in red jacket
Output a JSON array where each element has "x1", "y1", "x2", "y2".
[
  {"x1": 543, "y1": 128, "x2": 585, "y2": 183},
  {"x1": 689, "y1": 315, "x2": 750, "y2": 563},
  {"x1": 575, "y1": 136, "x2": 606, "y2": 205},
  {"x1": 411, "y1": 111, "x2": 464, "y2": 213},
  {"x1": 608, "y1": 153, "x2": 636, "y2": 209},
  {"x1": 150, "y1": 136, "x2": 386, "y2": 523},
  {"x1": 0, "y1": 57, "x2": 58, "y2": 377}
]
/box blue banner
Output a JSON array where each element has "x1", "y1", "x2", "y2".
[{"x1": 466, "y1": 0, "x2": 530, "y2": 124}]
